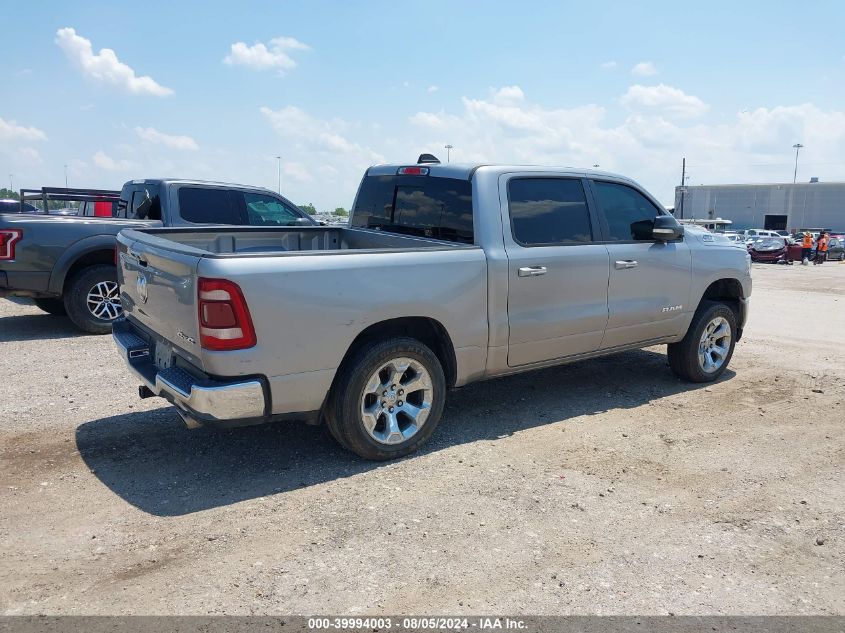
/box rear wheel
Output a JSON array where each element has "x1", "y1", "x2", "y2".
[
  {"x1": 63, "y1": 265, "x2": 122, "y2": 334},
  {"x1": 325, "y1": 337, "x2": 446, "y2": 460},
  {"x1": 668, "y1": 301, "x2": 737, "y2": 383},
  {"x1": 33, "y1": 298, "x2": 67, "y2": 316}
]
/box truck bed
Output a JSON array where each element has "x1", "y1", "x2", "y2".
[
  {"x1": 114, "y1": 225, "x2": 489, "y2": 422},
  {"x1": 119, "y1": 225, "x2": 476, "y2": 257}
]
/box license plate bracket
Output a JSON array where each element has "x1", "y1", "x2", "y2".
[{"x1": 155, "y1": 342, "x2": 174, "y2": 369}]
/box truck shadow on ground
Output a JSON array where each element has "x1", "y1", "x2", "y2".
[
  {"x1": 0, "y1": 313, "x2": 83, "y2": 343},
  {"x1": 76, "y1": 348, "x2": 732, "y2": 516}
]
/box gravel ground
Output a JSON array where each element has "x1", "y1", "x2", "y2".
[{"x1": 1, "y1": 263, "x2": 843, "y2": 615}]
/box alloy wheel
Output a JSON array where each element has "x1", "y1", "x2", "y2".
[
  {"x1": 698, "y1": 316, "x2": 731, "y2": 373},
  {"x1": 86, "y1": 281, "x2": 123, "y2": 321},
  {"x1": 360, "y1": 357, "x2": 433, "y2": 445}
]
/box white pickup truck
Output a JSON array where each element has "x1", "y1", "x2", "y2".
[{"x1": 113, "y1": 158, "x2": 751, "y2": 459}]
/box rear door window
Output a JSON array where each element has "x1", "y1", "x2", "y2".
[
  {"x1": 178, "y1": 187, "x2": 243, "y2": 224},
  {"x1": 351, "y1": 175, "x2": 473, "y2": 244},
  {"x1": 508, "y1": 178, "x2": 593, "y2": 246}
]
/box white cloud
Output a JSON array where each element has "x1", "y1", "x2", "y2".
[
  {"x1": 92, "y1": 150, "x2": 135, "y2": 171},
  {"x1": 134, "y1": 126, "x2": 199, "y2": 150},
  {"x1": 601, "y1": 61, "x2": 618, "y2": 69},
  {"x1": 409, "y1": 111, "x2": 453, "y2": 129},
  {"x1": 492, "y1": 85, "x2": 525, "y2": 103},
  {"x1": 0, "y1": 117, "x2": 47, "y2": 142},
  {"x1": 260, "y1": 105, "x2": 385, "y2": 207},
  {"x1": 280, "y1": 161, "x2": 313, "y2": 183},
  {"x1": 260, "y1": 106, "x2": 382, "y2": 161},
  {"x1": 621, "y1": 84, "x2": 709, "y2": 119},
  {"x1": 401, "y1": 86, "x2": 845, "y2": 205},
  {"x1": 11, "y1": 147, "x2": 43, "y2": 166},
  {"x1": 55, "y1": 27, "x2": 173, "y2": 96},
  {"x1": 427, "y1": 85, "x2": 439, "y2": 93},
  {"x1": 631, "y1": 61, "x2": 658, "y2": 76},
  {"x1": 224, "y1": 36, "x2": 309, "y2": 73}
]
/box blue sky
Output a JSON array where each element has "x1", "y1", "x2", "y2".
[{"x1": 2, "y1": 0, "x2": 844, "y2": 208}]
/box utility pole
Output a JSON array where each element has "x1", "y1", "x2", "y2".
[
  {"x1": 444, "y1": 144, "x2": 453, "y2": 163},
  {"x1": 792, "y1": 143, "x2": 803, "y2": 183},
  {"x1": 679, "y1": 157, "x2": 686, "y2": 219},
  {"x1": 9, "y1": 174, "x2": 12, "y2": 194},
  {"x1": 276, "y1": 155, "x2": 282, "y2": 194}
]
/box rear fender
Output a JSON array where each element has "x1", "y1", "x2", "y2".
[{"x1": 47, "y1": 234, "x2": 117, "y2": 294}]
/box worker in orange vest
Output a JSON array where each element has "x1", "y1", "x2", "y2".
[
  {"x1": 801, "y1": 232, "x2": 813, "y2": 264},
  {"x1": 814, "y1": 232, "x2": 829, "y2": 265}
]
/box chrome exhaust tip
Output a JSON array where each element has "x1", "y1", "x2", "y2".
[{"x1": 175, "y1": 408, "x2": 203, "y2": 429}]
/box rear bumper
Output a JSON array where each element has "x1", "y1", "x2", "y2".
[{"x1": 112, "y1": 319, "x2": 267, "y2": 427}]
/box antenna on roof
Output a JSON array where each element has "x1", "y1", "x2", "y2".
[{"x1": 417, "y1": 153, "x2": 441, "y2": 165}]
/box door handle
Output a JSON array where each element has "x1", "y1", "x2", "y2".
[
  {"x1": 518, "y1": 266, "x2": 547, "y2": 277},
  {"x1": 614, "y1": 260, "x2": 638, "y2": 269}
]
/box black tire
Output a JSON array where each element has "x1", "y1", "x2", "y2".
[
  {"x1": 667, "y1": 300, "x2": 737, "y2": 383},
  {"x1": 33, "y1": 298, "x2": 67, "y2": 316},
  {"x1": 63, "y1": 264, "x2": 122, "y2": 334},
  {"x1": 325, "y1": 336, "x2": 446, "y2": 460}
]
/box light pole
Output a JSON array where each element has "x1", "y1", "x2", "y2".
[
  {"x1": 792, "y1": 143, "x2": 803, "y2": 184},
  {"x1": 444, "y1": 144, "x2": 453, "y2": 163},
  {"x1": 276, "y1": 155, "x2": 282, "y2": 194},
  {"x1": 64, "y1": 164, "x2": 68, "y2": 188},
  {"x1": 8, "y1": 174, "x2": 12, "y2": 193}
]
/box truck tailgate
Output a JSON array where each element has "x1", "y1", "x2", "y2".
[{"x1": 116, "y1": 232, "x2": 203, "y2": 366}]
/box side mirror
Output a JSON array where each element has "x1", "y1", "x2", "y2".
[
  {"x1": 292, "y1": 217, "x2": 314, "y2": 226},
  {"x1": 653, "y1": 215, "x2": 684, "y2": 241}
]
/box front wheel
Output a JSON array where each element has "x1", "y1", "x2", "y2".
[
  {"x1": 63, "y1": 265, "x2": 123, "y2": 334},
  {"x1": 325, "y1": 337, "x2": 446, "y2": 460},
  {"x1": 668, "y1": 301, "x2": 737, "y2": 383}
]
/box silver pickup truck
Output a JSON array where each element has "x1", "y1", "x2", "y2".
[{"x1": 112, "y1": 160, "x2": 751, "y2": 459}]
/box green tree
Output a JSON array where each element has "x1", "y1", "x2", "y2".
[
  {"x1": 334, "y1": 207, "x2": 349, "y2": 217},
  {"x1": 299, "y1": 202, "x2": 318, "y2": 215},
  {"x1": 0, "y1": 188, "x2": 20, "y2": 200}
]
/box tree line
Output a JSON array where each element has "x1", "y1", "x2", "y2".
[{"x1": 298, "y1": 202, "x2": 349, "y2": 217}]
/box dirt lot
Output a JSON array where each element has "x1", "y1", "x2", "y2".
[{"x1": 1, "y1": 263, "x2": 843, "y2": 615}]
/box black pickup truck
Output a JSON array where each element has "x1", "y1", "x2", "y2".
[{"x1": 0, "y1": 180, "x2": 314, "y2": 333}]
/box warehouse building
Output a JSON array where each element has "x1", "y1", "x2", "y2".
[{"x1": 673, "y1": 180, "x2": 845, "y2": 232}]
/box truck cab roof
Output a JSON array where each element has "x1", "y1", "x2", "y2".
[
  {"x1": 124, "y1": 178, "x2": 282, "y2": 196},
  {"x1": 366, "y1": 162, "x2": 640, "y2": 186}
]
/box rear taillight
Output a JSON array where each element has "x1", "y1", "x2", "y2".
[
  {"x1": 0, "y1": 229, "x2": 22, "y2": 260},
  {"x1": 197, "y1": 278, "x2": 256, "y2": 351}
]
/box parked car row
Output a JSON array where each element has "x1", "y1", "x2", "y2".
[{"x1": 720, "y1": 228, "x2": 844, "y2": 262}]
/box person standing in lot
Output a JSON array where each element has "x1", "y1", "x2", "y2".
[
  {"x1": 814, "y1": 231, "x2": 829, "y2": 265},
  {"x1": 801, "y1": 232, "x2": 814, "y2": 265}
]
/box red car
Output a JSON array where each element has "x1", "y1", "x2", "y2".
[{"x1": 748, "y1": 237, "x2": 789, "y2": 262}]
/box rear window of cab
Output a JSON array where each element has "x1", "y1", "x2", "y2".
[{"x1": 351, "y1": 175, "x2": 473, "y2": 244}]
